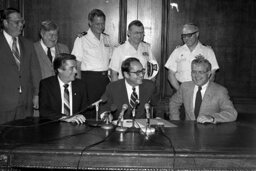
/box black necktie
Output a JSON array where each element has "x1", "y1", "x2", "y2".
[
  {"x1": 63, "y1": 84, "x2": 70, "y2": 116},
  {"x1": 47, "y1": 47, "x2": 52, "y2": 62},
  {"x1": 130, "y1": 87, "x2": 138, "y2": 109},
  {"x1": 194, "y1": 86, "x2": 202, "y2": 119}
]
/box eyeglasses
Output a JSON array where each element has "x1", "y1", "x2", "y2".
[
  {"x1": 191, "y1": 70, "x2": 209, "y2": 75},
  {"x1": 181, "y1": 31, "x2": 198, "y2": 39},
  {"x1": 129, "y1": 68, "x2": 146, "y2": 76},
  {"x1": 8, "y1": 19, "x2": 25, "y2": 25}
]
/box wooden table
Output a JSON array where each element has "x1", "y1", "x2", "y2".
[{"x1": 0, "y1": 118, "x2": 255, "y2": 170}]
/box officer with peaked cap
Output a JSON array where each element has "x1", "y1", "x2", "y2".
[{"x1": 165, "y1": 23, "x2": 219, "y2": 91}]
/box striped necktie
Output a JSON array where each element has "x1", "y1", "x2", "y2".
[
  {"x1": 63, "y1": 84, "x2": 70, "y2": 116},
  {"x1": 12, "y1": 37, "x2": 20, "y2": 70},
  {"x1": 130, "y1": 87, "x2": 138, "y2": 109}
]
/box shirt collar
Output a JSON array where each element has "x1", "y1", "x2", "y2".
[
  {"x1": 57, "y1": 76, "x2": 71, "y2": 88},
  {"x1": 87, "y1": 28, "x2": 103, "y2": 41},
  {"x1": 3, "y1": 30, "x2": 18, "y2": 45},
  {"x1": 40, "y1": 39, "x2": 56, "y2": 51}
]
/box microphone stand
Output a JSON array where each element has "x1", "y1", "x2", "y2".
[
  {"x1": 95, "y1": 103, "x2": 99, "y2": 122},
  {"x1": 128, "y1": 107, "x2": 138, "y2": 132},
  {"x1": 116, "y1": 116, "x2": 127, "y2": 132}
]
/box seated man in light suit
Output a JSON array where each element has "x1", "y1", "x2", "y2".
[
  {"x1": 39, "y1": 53, "x2": 88, "y2": 124},
  {"x1": 34, "y1": 20, "x2": 69, "y2": 79},
  {"x1": 101, "y1": 57, "x2": 158, "y2": 120},
  {"x1": 169, "y1": 55, "x2": 237, "y2": 124}
]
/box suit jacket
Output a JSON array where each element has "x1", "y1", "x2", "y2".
[
  {"x1": 169, "y1": 81, "x2": 237, "y2": 123},
  {"x1": 34, "y1": 41, "x2": 69, "y2": 79},
  {"x1": 39, "y1": 76, "x2": 88, "y2": 120},
  {"x1": 100, "y1": 79, "x2": 158, "y2": 120},
  {"x1": 0, "y1": 32, "x2": 41, "y2": 118}
]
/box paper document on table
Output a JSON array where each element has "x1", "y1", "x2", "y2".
[
  {"x1": 135, "y1": 118, "x2": 177, "y2": 128},
  {"x1": 113, "y1": 118, "x2": 177, "y2": 128}
]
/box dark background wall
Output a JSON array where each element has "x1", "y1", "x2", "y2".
[{"x1": 1, "y1": 0, "x2": 256, "y2": 113}]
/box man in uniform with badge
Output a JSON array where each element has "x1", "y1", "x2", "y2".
[
  {"x1": 72, "y1": 9, "x2": 113, "y2": 118},
  {"x1": 110, "y1": 20, "x2": 158, "y2": 82},
  {"x1": 165, "y1": 23, "x2": 219, "y2": 91}
]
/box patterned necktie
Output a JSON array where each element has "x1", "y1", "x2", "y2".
[
  {"x1": 12, "y1": 37, "x2": 20, "y2": 70},
  {"x1": 130, "y1": 87, "x2": 138, "y2": 109},
  {"x1": 194, "y1": 86, "x2": 202, "y2": 119},
  {"x1": 63, "y1": 84, "x2": 70, "y2": 116},
  {"x1": 47, "y1": 47, "x2": 52, "y2": 62}
]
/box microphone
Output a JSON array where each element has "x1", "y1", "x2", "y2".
[
  {"x1": 88, "y1": 95, "x2": 108, "y2": 109},
  {"x1": 145, "y1": 103, "x2": 150, "y2": 126},
  {"x1": 118, "y1": 104, "x2": 128, "y2": 121},
  {"x1": 116, "y1": 104, "x2": 128, "y2": 132}
]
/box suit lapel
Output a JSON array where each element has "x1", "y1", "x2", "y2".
[
  {"x1": 71, "y1": 80, "x2": 79, "y2": 114},
  {"x1": 52, "y1": 77, "x2": 62, "y2": 114},
  {"x1": 18, "y1": 37, "x2": 24, "y2": 71},
  {"x1": 188, "y1": 84, "x2": 195, "y2": 118},
  {"x1": 0, "y1": 33, "x2": 19, "y2": 70},
  {"x1": 200, "y1": 82, "x2": 213, "y2": 113},
  {"x1": 36, "y1": 42, "x2": 52, "y2": 67}
]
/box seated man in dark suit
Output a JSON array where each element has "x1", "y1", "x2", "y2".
[
  {"x1": 101, "y1": 57, "x2": 157, "y2": 120},
  {"x1": 169, "y1": 55, "x2": 237, "y2": 124},
  {"x1": 39, "y1": 53, "x2": 88, "y2": 124}
]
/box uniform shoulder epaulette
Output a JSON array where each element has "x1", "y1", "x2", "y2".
[
  {"x1": 77, "y1": 31, "x2": 87, "y2": 38},
  {"x1": 102, "y1": 32, "x2": 109, "y2": 36},
  {"x1": 206, "y1": 45, "x2": 213, "y2": 49},
  {"x1": 142, "y1": 40, "x2": 150, "y2": 45},
  {"x1": 175, "y1": 45, "x2": 181, "y2": 49}
]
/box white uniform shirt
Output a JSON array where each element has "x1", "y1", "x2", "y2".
[
  {"x1": 165, "y1": 42, "x2": 219, "y2": 82},
  {"x1": 71, "y1": 28, "x2": 112, "y2": 71},
  {"x1": 109, "y1": 40, "x2": 157, "y2": 79}
]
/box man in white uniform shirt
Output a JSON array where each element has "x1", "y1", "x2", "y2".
[
  {"x1": 110, "y1": 20, "x2": 158, "y2": 81},
  {"x1": 72, "y1": 9, "x2": 112, "y2": 118},
  {"x1": 165, "y1": 23, "x2": 219, "y2": 91}
]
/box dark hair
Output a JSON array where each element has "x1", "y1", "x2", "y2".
[
  {"x1": 1, "y1": 8, "x2": 20, "y2": 29},
  {"x1": 128, "y1": 20, "x2": 144, "y2": 31},
  {"x1": 53, "y1": 53, "x2": 76, "y2": 74},
  {"x1": 121, "y1": 57, "x2": 140, "y2": 77},
  {"x1": 88, "y1": 9, "x2": 106, "y2": 22},
  {"x1": 40, "y1": 20, "x2": 58, "y2": 33},
  {"x1": 191, "y1": 55, "x2": 212, "y2": 72}
]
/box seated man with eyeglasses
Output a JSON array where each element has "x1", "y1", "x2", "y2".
[
  {"x1": 100, "y1": 57, "x2": 158, "y2": 120},
  {"x1": 165, "y1": 23, "x2": 219, "y2": 91},
  {"x1": 169, "y1": 56, "x2": 237, "y2": 124}
]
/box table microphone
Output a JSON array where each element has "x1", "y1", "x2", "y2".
[
  {"x1": 116, "y1": 104, "x2": 128, "y2": 132},
  {"x1": 145, "y1": 103, "x2": 150, "y2": 127}
]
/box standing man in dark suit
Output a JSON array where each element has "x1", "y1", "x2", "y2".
[
  {"x1": 0, "y1": 8, "x2": 41, "y2": 124},
  {"x1": 39, "y1": 53, "x2": 88, "y2": 124},
  {"x1": 34, "y1": 20, "x2": 69, "y2": 80},
  {"x1": 101, "y1": 57, "x2": 157, "y2": 120}
]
